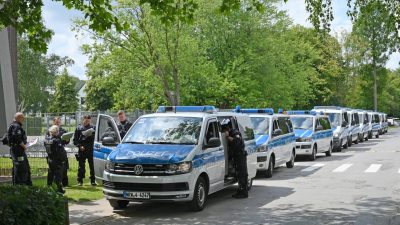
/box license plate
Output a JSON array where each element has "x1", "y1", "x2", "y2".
[{"x1": 123, "y1": 191, "x2": 150, "y2": 199}]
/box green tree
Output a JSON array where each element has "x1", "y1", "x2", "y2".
[
  {"x1": 49, "y1": 69, "x2": 78, "y2": 112},
  {"x1": 17, "y1": 36, "x2": 73, "y2": 112}
]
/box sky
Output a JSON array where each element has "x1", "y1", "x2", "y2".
[{"x1": 42, "y1": 0, "x2": 400, "y2": 80}]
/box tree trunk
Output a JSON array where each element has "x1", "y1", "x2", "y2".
[{"x1": 373, "y1": 63, "x2": 378, "y2": 112}]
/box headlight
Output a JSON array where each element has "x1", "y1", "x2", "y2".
[
  {"x1": 257, "y1": 145, "x2": 268, "y2": 152},
  {"x1": 166, "y1": 162, "x2": 192, "y2": 174},
  {"x1": 333, "y1": 133, "x2": 339, "y2": 138},
  {"x1": 105, "y1": 161, "x2": 115, "y2": 172}
]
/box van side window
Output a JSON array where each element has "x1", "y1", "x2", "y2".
[
  {"x1": 319, "y1": 118, "x2": 331, "y2": 130},
  {"x1": 354, "y1": 114, "x2": 360, "y2": 125},
  {"x1": 343, "y1": 113, "x2": 349, "y2": 123},
  {"x1": 272, "y1": 119, "x2": 280, "y2": 136},
  {"x1": 277, "y1": 117, "x2": 289, "y2": 134},
  {"x1": 205, "y1": 120, "x2": 220, "y2": 144},
  {"x1": 315, "y1": 118, "x2": 320, "y2": 130},
  {"x1": 286, "y1": 118, "x2": 294, "y2": 132}
]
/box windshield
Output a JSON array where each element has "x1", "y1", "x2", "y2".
[
  {"x1": 291, "y1": 117, "x2": 313, "y2": 130},
  {"x1": 327, "y1": 113, "x2": 341, "y2": 127},
  {"x1": 251, "y1": 117, "x2": 270, "y2": 135},
  {"x1": 123, "y1": 116, "x2": 203, "y2": 145}
]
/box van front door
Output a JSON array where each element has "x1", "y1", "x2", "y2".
[{"x1": 93, "y1": 114, "x2": 121, "y2": 180}]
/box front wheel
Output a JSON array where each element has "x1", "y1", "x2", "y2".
[
  {"x1": 109, "y1": 200, "x2": 129, "y2": 209},
  {"x1": 347, "y1": 137, "x2": 352, "y2": 147},
  {"x1": 309, "y1": 145, "x2": 317, "y2": 161},
  {"x1": 190, "y1": 177, "x2": 208, "y2": 211},
  {"x1": 247, "y1": 178, "x2": 253, "y2": 191},
  {"x1": 265, "y1": 157, "x2": 274, "y2": 178},
  {"x1": 325, "y1": 143, "x2": 332, "y2": 157},
  {"x1": 286, "y1": 150, "x2": 295, "y2": 168},
  {"x1": 368, "y1": 131, "x2": 373, "y2": 139},
  {"x1": 375, "y1": 134, "x2": 379, "y2": 138},
  {"x1": 359, "y1": 134, "x2": 364, "y2": 142}
]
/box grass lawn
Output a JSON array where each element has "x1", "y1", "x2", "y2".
[{"x1": 0, "y1": 157, "x2": 104, "y2": 203}]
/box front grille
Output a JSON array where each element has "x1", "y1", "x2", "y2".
[
  {"x1": 103, "y1": 181, "x2": 189, "y2": 192},
  {"x1": 112, "y1": 163, "x2": 171, "y2": 176},
  {"x1": 296, "y1": 138, "x2": 302, "y2": 142},
  {"x1": 301, "y1": 145, "x2": 312, "y2": 149}
]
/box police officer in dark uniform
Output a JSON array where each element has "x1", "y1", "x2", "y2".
[
  {"x1": 73, "y1": 115, "x2": 96, "y2": 186},
  {"x1": 117, "y1": 110, "x2": 132, "y2": 139},
  {"x1": 46, "y1": 117, "x2": 70, "y2": 187},
  {"x1": 222, "y1": 119, "x2": 248, "y2": 199},
  {"x1": 7, "y1": 112, "x2": 32, "y2": 186},
  {"x1": 44, "y1": 125, "x2": 67, "y2": 193}
]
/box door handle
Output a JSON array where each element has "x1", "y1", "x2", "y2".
[{"x1": 218, "y1": 147, "x2": 223, "y2": 151}]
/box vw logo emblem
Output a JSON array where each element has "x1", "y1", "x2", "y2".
[{"x1": 133, "y1": 165, "x2": 143, "y2": 175}]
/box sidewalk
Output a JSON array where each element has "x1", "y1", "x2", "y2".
[{"x1": 69, "y1": 198, "x2": 114, "y2": 225}]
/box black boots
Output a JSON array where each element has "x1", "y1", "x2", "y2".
[{"x1": 232, "y1": 189, "x2": 248, "y2": 199}]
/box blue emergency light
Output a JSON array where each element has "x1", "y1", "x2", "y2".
[
  {"x1": 313, "y1": 106, "x2": 342, "y2": 110},
  {"x1": 287, "y1": 110, "x2": 315, "y2": 115},
  {"x1": 278, "y1": 108, "x2": 283, "y2": 114},
  {"x1": 157, "y1": 106, "x2": 217, "y2": 113},
  {"x1": 233, "y1": 106, "x2": 274, "y2": 115}
]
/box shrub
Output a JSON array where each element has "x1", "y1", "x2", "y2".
[{"x1": 0, "y1": 185, "x2": 67, "y2": 225}]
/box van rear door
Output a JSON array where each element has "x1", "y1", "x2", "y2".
[{"x1": 93, "y1": 114, "x2": 121, "y2": 180}]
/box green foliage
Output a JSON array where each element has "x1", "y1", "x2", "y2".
[
  {"x1": 0, "y1": 185, "x2": 66, "y2": 225},
  {"x1": 18, "y1": 36, "x2": 74, "y2": 112},
  {"x1": 49, "y1": 69, "x2": 79, "y2": 113}
]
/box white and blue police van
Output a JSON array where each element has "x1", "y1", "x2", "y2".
[
  {"x1": 288, "y1": 111, "x2": 333, "y2": 160},
  {"x1": 355, "y1": 110, "x2": 371, "y2": 142},
  {"x1": 380, "y1": 113, "x2": 388, "y2": 134},
  {"x1": 312, "y1": 106, "x2": 350, "y2": 151},
  {"x1": 234, "y1": 107, "x2": 295, "y2": 178},
  {"x1": 368, "y1": 111, "x2": 382, "y2": 138},
  {"x1": 93, "y1": 106, "x2": 257, "y2": 211},
  {"x1": 347, "y1": 109, "x2": 362, "y2": 146}
]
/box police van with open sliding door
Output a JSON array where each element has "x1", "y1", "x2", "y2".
[
  {"x1": 312, "y1": 106, "x2": 350, "y2": 152},
  {"x1": 93, "y1": 106, "x2": 257, "y2": 211},
  {"x1": 288, "y1": 111, "x2": 333, "y2": 160},
  {"x1": 234, "y1": 107, "x2": 296, "y2": 178}
]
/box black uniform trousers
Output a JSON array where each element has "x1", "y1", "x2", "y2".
[
  {"x1": 62, "y1": 154, "x2": 69, "y2": 186},
  {"x1": 11, "y1": 149, "x2": 32, "y2": 186},
  {"x1": 233, "y1": 153, "x2": 248, "y2": 193},
  {"x1": 47, "y1": 159, "x2": 64, "y2": 188},
  {"x1": 77, "y1": 149, "x2": 95, "y2": 182}
]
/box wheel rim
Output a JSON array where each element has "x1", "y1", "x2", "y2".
[
  {"x1": 197, "y1": 184, "x2": 205, "y2": 206},
  {"x1": 247, "y1": 178, "x2": 252, "y2": 189}
]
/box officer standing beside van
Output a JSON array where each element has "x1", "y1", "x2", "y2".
[
  {"x1": 73, "y1": 115, "x2": 96, "y2": 186},
  {"x1": 7, "y1": 112, "x2": 32, "y2": 186},
  {"x1": 222, "y1": 119, "x2": 248, "y2": 199},
  {"x1": 117, "y1": 110, "x2": 132, "y2": 139}
]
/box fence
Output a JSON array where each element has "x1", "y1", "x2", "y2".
[{"x1": 0, "y1": 109, "x2": 153, "y2": 178}]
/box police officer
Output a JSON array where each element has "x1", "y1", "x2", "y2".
[
  {"x1": 46, "y1": 117, "x2": 70, "y2": 187},
  {"x1": 7, "y1": 112, "x2": 32, "y2": 186},
  {"x1": 73, "y1": 115, "x2": 96, "y2": 186},
  {"x1": 44, "y1": 125, "x2": 67, "y2": 193},
  {"x1": 117, "y1": 110, "x2": 132, "y2": 139},
  {"x1": 222, "y1": 119, "x2": 248, "y2": 199}
]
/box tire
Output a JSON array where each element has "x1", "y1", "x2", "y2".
[
  {"x1": 109, "y1": 200, "x2": 129, "y2": 209},
  {"x1": 376, "y1": 134, "x2": 379, "y2": 138},
  {"x1": 365, "y1": 135, "x2": 369, "y2": 141},
  {"x1": 359, "y1": 134, "x2": 364, "y2": 143},
  {"x1": 190, "y1": 177, "x2": 208, "y2": 211},
  {"x1": 342, "y1": 139, "x2": 348, "y2": 149},
  {"x1": 347, "y1": 137, "x2": 352, "y2": 147},
  {"x1": 247, "y1": 178, "x2": 253, "y2": 191},
  {"x1": 325, "y1": 143, "x2": 332, "y2": 157},
  {"x1": 309, "y1": 145, "x2": 317, "y2": 161},
  {"x1": 265, "y1": 157, "x2": 274, "y2": 178},
  {"x1": 354, "y1": 136, "x2": 359, "y2": 144},
  {"x1": 286, "y1": 150, "x2": 295, "y2": 168}
]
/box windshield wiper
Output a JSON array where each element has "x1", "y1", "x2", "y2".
[{"x1": 122, "y1": 141, "x2": 144, "y2": 144}]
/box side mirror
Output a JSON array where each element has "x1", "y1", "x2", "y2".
[
  {"x1": 341, "y1": 121, "x2": 348, "y2": 127},
  {"x1": 315, "y1": 125, "x2": 323, "y2": 131},
  {"x1": 205, "y1": 137, "x2": 221, "y2": 149},
  {"x1": 102, "y1": 137, "x2": 117, "y2": 146},
  {"x1": 272, "y1": 129, "x2": 282, "y2": 137}
]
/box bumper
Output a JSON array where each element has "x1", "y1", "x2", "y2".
[
  {"x1": 256, "y1": 152, "x2": 269, "y2": 171},
  {"x1": 295, "y1": 142, "x2": 313, "y2": 155},
  {"x1": 102, "y1": 171, "x2": 196, "y2": 202}
]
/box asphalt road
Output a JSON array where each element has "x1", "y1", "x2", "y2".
[{"x1": 89, "y1": 128, "x2": 400, "y2": 225}]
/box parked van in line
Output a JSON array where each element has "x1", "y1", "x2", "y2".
[
  {"x1": 93, "y1": 106, "x2": 257, "y2": 211},
  {"x1": 347, "y1": 109, "x2": 362, "y2": 146},
  {"x1": 368, "y1": 111, "x2": 382, "y2": 138},
  {"x1": 312, "y1": 106, "x2": 350, "y2": 151},
  {"x1": 381, "y1": 113, "x2": 388, "y2": 134},
  {"x1": 234, "y1": 108, "x2": 296, "y2": 178},
  {"x1": 288, "y1": 111, "x2": 333, "y2": 160},
  {"x1": 356, "y1": 110, "x2": 371, "y2": 142}
]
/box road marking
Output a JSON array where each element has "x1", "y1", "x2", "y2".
[
  {"x1": 332, "y1": 164, "x2": 353, "y2": 173},
  {"x1": 398, "y1": 168, "x2": 400, "y2": 173},
  {"x1": 365, "y1": 164, "x2": 382, "y2": 173},
  {"x1": 301, "y1": 163, "x2": 325, "y2": 172}
]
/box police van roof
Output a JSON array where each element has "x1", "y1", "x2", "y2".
[
  {"x1": 157, "y1": 106, "x2": 217, "y2": 113},
  {"x1": 233, "y1": 106, "x2": 274, "y2": 115}
]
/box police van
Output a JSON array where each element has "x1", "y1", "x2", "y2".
[
  {"x1": 288, "y1": 111, "x2": 333, "y2": 160},
  {"x1": 312, "y1": 106, "x2": 350, "y2": 151},
  {"x1": 347, "y1": 109, "x2": 361, "y2": 146},
  {"x1": 380, "y1": 113, "x2": 388, "y2": 134},
  {"x1": 356, "y1": 110, "x2": 371, "y2": 142},
  {"x1": 93, "y1": 106, "x2": 257, "y2": 211},
  {"x1": 234, "y1": 108, "x2": 295, "y2": 178},
  {"x1": 368, "y1": 111, "x2": 381, "y2": 138}
]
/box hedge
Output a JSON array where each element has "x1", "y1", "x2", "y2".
[{"x1": 0, "y1": 185, "x2": 67, "y2": 225}]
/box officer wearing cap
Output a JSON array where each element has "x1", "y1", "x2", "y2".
[
  {"x1": 221, "y1": 119, "x2": 248, "y2": 199},
  {"x1": 7, "y1": 112, "x2": 32, "y2": 185},
  {"x1": 73, "y1": 115, "x2": 96, "y2": 186}
]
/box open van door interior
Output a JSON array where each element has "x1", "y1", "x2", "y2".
[{"x1": 93, "y1": 114, "x2": 121, "y2": 180}]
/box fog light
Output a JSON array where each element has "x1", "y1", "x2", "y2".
[
  {"x1": 259, "y1": 164, "x2": 264, "y2": 167},
  {"x1": 175, "y1": 194, "x2": 188, "y2": 199}
]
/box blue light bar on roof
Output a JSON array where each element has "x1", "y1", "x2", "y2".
[
  {"x1": 313, "y1": 106, "x2": 342, "y2": 110},
  {"x1": 233, "y1": 106, "x2": 274, "y2": 115},
  {"x1": 157, "y1": 106, "x2": 217, "y2": 113},
  {"x1": 287, "y1": 110, "x2": 316, "y2": 115}
]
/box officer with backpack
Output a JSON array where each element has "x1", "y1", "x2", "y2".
[
  {"x1": 4, "y1": 112, "x2": 32, "y2": 185},
  {"x1": 221, "y1": 119, "x2": 248, "y2": 199}
]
